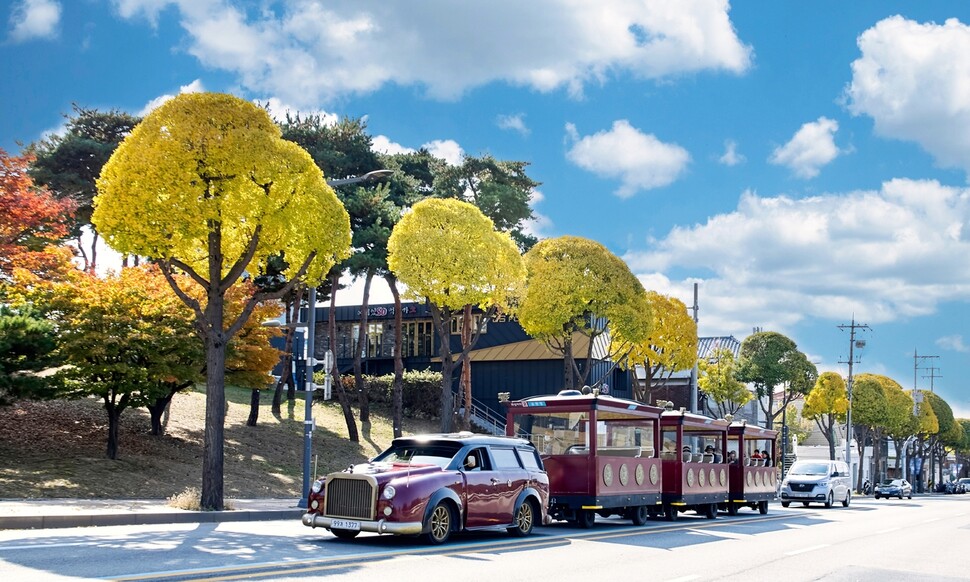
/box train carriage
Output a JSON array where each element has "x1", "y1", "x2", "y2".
[
  {"x1": 657, "y1": 407, "x2": 731, "y2": 521},
  {"x1": 722, "y1": 422, "x2": 778, "y2": 515},
  {"x1": 505, "y1": 390, "x2": 663, "y2": 528}
]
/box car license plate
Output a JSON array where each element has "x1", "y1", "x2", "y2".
[{"x1": 331, "y1": 519, "x2": 361, "y2": 531}]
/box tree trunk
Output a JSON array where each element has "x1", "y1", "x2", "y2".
[
  {"x1": 272, "y1": 289, "x2": 300, "y2": 415},
  {"x1": 104, "y1": 393, "x2": 129, "y2": 460},
  {"x1": 329, "y1": 271, "x2": 358, "y2": 442},
  {"x1": 459, "y1": 304, "x2": 473, "y2": 427},
  {"x1": 826, "y1": 414, "x2": 836, "y2": 461},
  {"x1": 247, "y1": 389, "x2": 260, "y2": 426},
  {"x1": 431, "y1": 305, "x2": 455, "y2": 433},
  {"x1": 200, "y1": 231, "x2": 228, "y2": 511},
  {"x1": 354, "y1": 270, "x2": 374, "y2": 424},
  {"x1": 855, "y1": 426, "x2": 867, "y2": 493},
  {"x1": 563, "y1": 336, "x2": 575, "y2": 390},
  {"x1": 386, "y1": 274, "x2": 404, "y2": 438},
  {"x1": 147, "y1": 383, "x2": 190, "y2": 436}
]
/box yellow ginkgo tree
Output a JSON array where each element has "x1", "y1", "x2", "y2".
[
  {"x1": 93, "y1": 93, "x2": 351, "y2": 510},
  {"x1": 387, "y1": 198, "x2": 524, "y2": 432}
]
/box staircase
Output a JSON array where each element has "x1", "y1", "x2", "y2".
[{"x1": 455, "y1": 391, "x2": 506, "y2": 435}]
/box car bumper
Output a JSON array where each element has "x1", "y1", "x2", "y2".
[
  {"x1": 780, "y1": 492, "x2": 827, "y2": 501},
  {"x1": 302, "y1": 512, "x2": 423, "y2": 535}
]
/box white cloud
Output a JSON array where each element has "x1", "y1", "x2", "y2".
[
  {"x1": 937, "y1": 335, "x2": 970, "y2": 354},
  {"x1": 565, "y1": 120, "x2": 690, "y2": 198},
  {"x1": 719, "y1": 139, "x2": 744, "y2": 166},
  {"x1": 260, "y1": 97, "x2": 337, "y2": 125},
  {"x1": 769, "y1": 117, "x2": 840, "y2": 179},
  {"x1": 137, "y1": 79, "x2": 206, "y2": 116},
  {"x1": 497, "y1": 113, "x2": 530, "y2": 136},
  {"x1": 521, "y1": 189, "x2": 553, "y2": 240},
  {"x1": 110, "y1": 0, "x2": 751, "y2": 107},
  {"x1": 624, "y1": 179, "x2": 970, "y2": 337},
  {"x1": 424, "y1": 139, "x2": 464, "y2": 166},
  {"x1": 846, "y1": 16, "x2": 970, "y2": 175},
  {"x1": 371, "y1": 135, "x2": 415, "y2": 156},
  {"x1": 8, "y1": 0, "x2": 60, "y2": 42}
]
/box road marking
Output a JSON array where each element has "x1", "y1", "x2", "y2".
[
  {"x1": 0, "y1": 541, "x2": 94, "y2": 551},
  {"x1": 665, "y1": 576, "x2": 699, "y2": 582},
  {"x1": 785, "y1": 543, "x2": 829, "y2": 556}
]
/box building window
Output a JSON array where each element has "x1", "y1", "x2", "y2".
[
  {"x1": 402, "y1": 320, "x2": 435, "y2": 357},
  {"x1": 451, "y1": 313, "x2": 487, "y2": 335},
  {"x1": 367, "y1": 323, "x2": 383, "y2": 358}
]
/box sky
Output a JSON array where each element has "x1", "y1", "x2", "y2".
[{"x1": 3, "y1": 1, "x2": 969, "y2": 417}]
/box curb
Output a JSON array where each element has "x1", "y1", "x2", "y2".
[{"x1": 0, "y1": 508, "x2": 305, "y2": 531}]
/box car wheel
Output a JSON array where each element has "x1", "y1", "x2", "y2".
[
  {"x1": 759, "y1": 500, "x2": 769, "y2": 515},
  {"x1": 874, "y1": 494, "x2": 880, "y2": 499},
  {"x1": 899, "y1": 494, "x2": 904, "y2": 500},
  {"x1": 630, "y1": 505, "x2": 649, "y2": 526},
  {"x1": 508, "y1": 500, "x2": 536, "y2": 537},
  {"x1": 843, "y1": 490, "x2": 851, "y2": 507},
  {"x1": 802, "y1": 501, "x2": 810, "y2": 507},
  {"x1": 330, "y1": 528, "x2": 360, "y2": 540},
  {"x1": 908, "y1": 494, "x2": 913, "y2": 499},
  {"x1": 825, "y1": 492, "x2": 834, "y2": 508},
  {"x1": 727, "y1": 502, "x2": 739, "y2": 516},
  {"x1": 576, "y1": 508, "x2": 596, "y2": 529},
  {"x1": 424, "y1": 502, "x2": 453, "y2": 545},
  {"x1": 781, "y1": 501, "x2": 790, "y2": 508}
]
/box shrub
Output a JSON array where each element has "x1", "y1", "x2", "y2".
[{"x1": 314, "y1": 368, "x2": 442, "y2": 419}]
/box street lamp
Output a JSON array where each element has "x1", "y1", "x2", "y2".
[{"x1": 326, "y1": 169, "x2": 394, "y2": 187}]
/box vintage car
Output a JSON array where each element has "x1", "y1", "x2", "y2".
[{"x1": 301, "y1": 432, "x2": 550, "y2": 544}]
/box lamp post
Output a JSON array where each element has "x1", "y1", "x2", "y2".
[
  {"x1": 326, "y1": 169, "x2": 394, "y2": 187},
  {"x1": 839, "y1": 317, "x2": 869, "y2": 490}
]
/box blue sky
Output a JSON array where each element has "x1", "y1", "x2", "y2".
[{"x1": 4, "y1": 1, "x2": 969, "y2": 416}]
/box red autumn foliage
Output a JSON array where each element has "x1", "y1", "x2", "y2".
[{"x1": 0, "y1": 149, "x2": 76, "y2": 277}]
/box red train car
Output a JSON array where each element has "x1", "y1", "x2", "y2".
[
  {"x1": 721, "y1": 421, "x2": 778, "y2": 515},
  {"x1": 657, "y1": 407, "x2": 731, "y2": 520},
  {"x1": 505, "y1": 390, "x2": 663, "y2": 528}
]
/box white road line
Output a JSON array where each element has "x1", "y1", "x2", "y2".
[
  {"x1": 0, "y1": 541, "x2": 93, "y2": 551},
  {"x1": 785, "y1": 543, "x2": 830, "y2": 556},
  {"x1": 665, "y1": 576, "x2": 699, "y2": 582}
]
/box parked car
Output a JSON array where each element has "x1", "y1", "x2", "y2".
[
  {"x1": 957, "y1": 478, "x2": 970, "y2": 494},
  {"x1": 874, "y1": 478, "x2": 913, "y2": 499},
  {"x1": 301, "y1": 432, "x2": 550, "y2": 544},
  {"x1": 779, "y1": 460, "x2": 852, "y2": 508}
]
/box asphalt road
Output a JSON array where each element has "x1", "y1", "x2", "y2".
[{"x1": 1, "y1": 496, "x2": 968, "y2": 581}]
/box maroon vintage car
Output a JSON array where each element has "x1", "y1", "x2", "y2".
[{"x1": 301, "y1": 432, "x2": 550, "y2": 544}]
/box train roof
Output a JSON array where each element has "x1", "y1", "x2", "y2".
[{"x1": 506, "y1": 390, "x2": 663, "y2": 417}]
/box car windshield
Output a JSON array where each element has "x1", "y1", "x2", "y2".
[
  {"x1": 373, "y1": 442, "x2": 463, "y2": 468},
  {"x1": 789, "y1": 462, "x2": 829, "y2": 476},
  {"x1": 880, "y1": 479, "x2": 900, "y2": 486}
]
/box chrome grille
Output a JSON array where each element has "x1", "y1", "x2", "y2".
[{"x1": 324, "y1": 477, "x2": 376, "y2": 519}]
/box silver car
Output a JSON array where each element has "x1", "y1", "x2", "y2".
[{"x1": 779, "y1": 460, "x2": 852, "y2": 508}]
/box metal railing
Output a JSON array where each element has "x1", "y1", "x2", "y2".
[{"x1": 455, "y1": 391, "x2": 506, "y2": 435}]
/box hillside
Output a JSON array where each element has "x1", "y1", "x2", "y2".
[{"x1": 0, "y1": 386, "x2": 439, "y2": 499}]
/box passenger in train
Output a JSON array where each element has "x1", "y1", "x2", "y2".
[{"x1": 727, "y1": 450, "x2": 738, "y2": 464}]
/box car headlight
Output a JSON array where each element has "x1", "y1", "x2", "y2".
[
  {"x1": 311, "y1": 480, "x2": 323, "y2": 494},
  {"x1": 382, "y1": 485, "x2": 396, "y2": 500}
]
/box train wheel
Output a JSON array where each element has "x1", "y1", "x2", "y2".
[
  {"x1": 704, "y1": 503, "x2": 717, "y2": 519},
  {"x1": 665, "y1": 505, "x2": 678, "y2": 522},
  {"x1": 727, "y1": 502, "x2": 738, "y2": 516},
  {"x1": 577, "y1": 509, "x2": 596, "y2": 529},
  {"x1": 630, "y1": 506, "x2": 649, "y2": 526},
  {"x1": 758, "y1": 500, "x2": 768, "y2": 515}
]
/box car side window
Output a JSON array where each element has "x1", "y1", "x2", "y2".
[
  {"x1": 517, "y1": 446, "x2": 541, "y2": 470},
  {"x1": 491, "y1": 447, "x2": 522, "y2": 470},
  {"x1": 463, "y1": 448, "x2": 490, "y2": 471}
]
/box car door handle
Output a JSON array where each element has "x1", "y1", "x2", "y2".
[{"x1": 490, "y1": 478, "x2": 501, "y2": 485}]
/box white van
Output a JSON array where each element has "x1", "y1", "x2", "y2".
[{"x1": 779, "y1": 460, "x2": 852, "y2": 508}]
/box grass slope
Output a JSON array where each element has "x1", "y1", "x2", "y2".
[{"x1": 0, "y1": 385, "x2": 439, "y2": 499}]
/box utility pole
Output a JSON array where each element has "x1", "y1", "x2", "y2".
[
  {"x1": 839, "y1": 317, "x2": 870, "y2": 490},
  {"x1": 689, "y1": 282, "x2": 699, "y2": 414},
  {"x1": 922, "y1": 367, "x2": 942, "y2": 392},
  {"x1": 912, "y1": 349, "x2": 939, "y2": 492}
]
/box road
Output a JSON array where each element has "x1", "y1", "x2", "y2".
[{"x1": 1, "y1": 497, "x2": 968, "y2": 581}]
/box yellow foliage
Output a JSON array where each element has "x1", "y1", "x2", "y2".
[
  {"x1": 93, "y1": 93, "x2": 350, "y2": 286},
  {"x1": 625, "y1": 291, "x2": 696, "y2": 372},
  {"x1": 387, "y1": 198, "x2": 524, "y2": 312}
]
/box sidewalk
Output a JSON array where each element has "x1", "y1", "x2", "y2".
[{"x1": 0, "y1": 498, "x2": 305, "y2": 531}]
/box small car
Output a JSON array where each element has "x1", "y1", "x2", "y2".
[
  {"x1": 874, "y1": 478, "x2": 913, "y2": 500},
  {"x1": 779, "y1": 460, "x2": 852, "y2": 508},
  {"x1": 302, "y1": 432, "x2": 549, "y2": 544}
]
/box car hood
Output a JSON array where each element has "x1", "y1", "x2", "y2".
[{"x1": 343, "y1": 462, "x2": 445, "y2": 479}]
